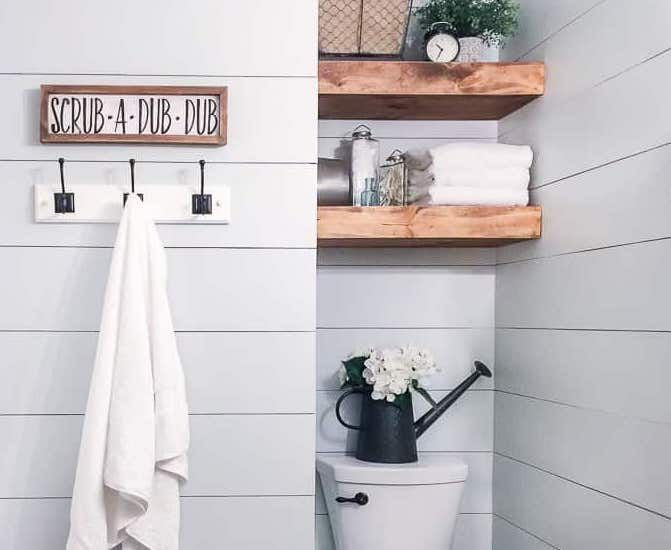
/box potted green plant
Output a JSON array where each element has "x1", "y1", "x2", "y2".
[{"x1": 417, "y1": 0, "x2": 519, "y2": 62}]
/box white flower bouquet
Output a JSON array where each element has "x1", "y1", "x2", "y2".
[{"x1": 338, "y1": 346, "x2": 438, "y2": 408}]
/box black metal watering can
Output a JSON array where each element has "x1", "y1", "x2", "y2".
[{"x1": 335, "y1": 361, "x2": 492, "y2": 463}]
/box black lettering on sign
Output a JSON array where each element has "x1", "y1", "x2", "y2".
[
  {"x1": 60, "y1": 98, "x2": 71, "y2": 133},
  {"x1": 50, "y1": 97, "x2": 61, "y2": 133},
  {"x1": 184, "y1": 99, "x2": 195, "y2": 135},
  {"x1": 71, "y1": 97, "x2": 82, "y2": 134},
  {"x1": 207, "y1": 99, "x2": 218, "y2": 135},
  {"x1": 94, "y1": 98, "x2": 104, "y2": 133},
  {"x1": 185, "y1": 98, "x2": 218, "y2": 135},
  {"x1": 114, "y1": 99, "x2": 128, "y2": 134},
  {"x1": 139, "y1": 98, "x2": 173, "y2": 135}
]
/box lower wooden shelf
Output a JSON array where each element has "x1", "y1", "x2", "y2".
[{"x1": 317, "y1": 206, "x2": 542, "y2": 247}]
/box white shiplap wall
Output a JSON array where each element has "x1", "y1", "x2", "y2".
[
  {"x1": 494, "y1": 0, "x2": 671, "y2": 548},
  {"x1": 0, "y1": 1, "x2": 317, "y2": 549},
  {"x1": 316, "y1": 120, "x2": 497, "y2": 550}
]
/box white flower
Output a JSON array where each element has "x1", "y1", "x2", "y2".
[{"x1": 352, "y1": 345, "x2": 437, "y2": 402}]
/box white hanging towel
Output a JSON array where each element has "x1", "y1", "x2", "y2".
[{"x1": 67, "y1": 194, "x2": 189, "y2": 550}]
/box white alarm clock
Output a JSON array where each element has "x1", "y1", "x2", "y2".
[{"x1": 424, "y1": 22, "x2": 460, "y2": 63}]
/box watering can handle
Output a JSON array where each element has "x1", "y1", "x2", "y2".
[{"x1": 335, "y1": 387, "x2": 364, "y2": 430}]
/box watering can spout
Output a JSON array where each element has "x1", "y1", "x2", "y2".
[{"x1": 414, "y1": 361, "x2": 492, "y2": 439}]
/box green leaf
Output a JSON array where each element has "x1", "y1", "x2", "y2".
[
  {"x1": 342, "y1": 356, "x2": 367, "y2": 387},
  {"x1": 392, "y1": 391, "x2": 412, "y2": 410}
]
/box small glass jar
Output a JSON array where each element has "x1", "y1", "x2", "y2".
[
  {"x1": 378, "y1": 150, "x2": 407, "y2": 206},
  {"x1": 360, "y1": 177, "x2": 381, "y2": 206},
  {"x1": 350, "y1": 125, "x2": 380, "y2": 206}
]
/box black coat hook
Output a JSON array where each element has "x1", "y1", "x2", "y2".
[
  {"x1": 192, "y1": 159, "x2": 212, "y2": 214},
  {"x1": 54, "y1": 157, "x2": 75, "y2": 213},
  {"x1": 123, "y1": 158, "x2": 143, "y2": 205}
]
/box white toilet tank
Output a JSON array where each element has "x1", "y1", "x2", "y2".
[{"x1": 317, "y1": 455, "x2": 468, "y2": 550}]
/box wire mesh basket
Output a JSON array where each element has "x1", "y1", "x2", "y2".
[{"x1": 319, "y1": 0, "x2": 413, "y2": 57}]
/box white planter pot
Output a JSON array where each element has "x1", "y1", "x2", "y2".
[{"x1": 457, "y1": 37, "x2": 485, "y2": 62}]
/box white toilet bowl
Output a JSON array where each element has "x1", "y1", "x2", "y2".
[{"x1": 317, "y1": 455, "x2": 468, "y2": 550}]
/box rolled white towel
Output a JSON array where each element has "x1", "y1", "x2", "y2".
[
  {"x1": 421, "y1": 186, "x2": 529, "y2": 206},
  {"x1": 433, "y1": 166, "x2": 530, "y2": 190},
  {"x1": 430, "y1": 142, "x2": 533, "y2": 171}
]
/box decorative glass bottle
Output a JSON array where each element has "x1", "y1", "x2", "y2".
[
  {"x1": 360, "y1": 177, "x2": 381, "y2": 206},
  {"x1": 350, "y1": 125, "x2": 380, "y2": 206},
  {"x1": 378, "y1": 149, "x2": 407, "y2": 206}
]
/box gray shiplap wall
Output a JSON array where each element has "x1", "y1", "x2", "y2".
[
  {"x1": 316, "y1": 120, "x2": 498, "y2": 550},
  {"x1": 494, "y1": 0, "x2": 671, "y2": 548},
  {"x1": 0, "y1": 1, "x2": 317, "y2": 549}
]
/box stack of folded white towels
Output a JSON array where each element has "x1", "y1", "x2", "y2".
[{"x1": 404, "y1": 142, "x2": 533, "y2": 206}]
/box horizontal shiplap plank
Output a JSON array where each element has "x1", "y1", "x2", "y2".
[
  {"x1": 318, "y1": 120, "x2": 497, "y2": 139},
  {"x1": 496, "y1": 239, "x2": 671, "y2": 331},
  {"x1": 501, "y1": 0, "x2": 605, "y2": 61},
  {"x1": 501, "y1": 49, "x2": 671, "y2": 188},
  {"x1": 497, "y1": 144, "x2": 671, "y2": 263},
  {"x1": 0, "y1": 414, "x2": 314, "y2": 497},
  {"x1": 316, "y1": 452, "x2": 492, "y2": 514},
  {"x1": 316, "y1": 512, "x2": 492, "y2": 550},
  {"x1": 1, "y1": 162, "x2": 316, "y2": 247},
  {"x1": 316, "y1": 390, "x2": 493, "y2": 452},
  {"x1": 494, "y1": 455, "x2": 671, "y2": 549},
  {"x1": 317, "y1": 328, "x2": 494, "y2": 390},
  {"x1": 492, "y1": 516, "x2": 556, "y2": 550},
  {"x1": 0, "y1": 75, "x2": 316, "y2": 163},
  {"x1": 317, "y1": 247, "x2": 495, "y2": 266},
  {"x1": 318, "y1": 266, "x2": 494, "y2": 328},
  {"x1": 0, "y1": 0, "x2": 316, "y2": 76},
  {"x1": 0, "y1": 247, "x2": 315, "y2": 331},
  {"x1": 0, "y1": 331, "x2": 315, "y2": 414},
  {"x1": 495, "y1": 393, "x2": 671, "y2": 517},
  {"x1": 496, "y1": 329, "x2": 671, "y2": 424},
  {"x1": 0, "y1": 496, "x2": 314, "y2": 550},
  {"x1": 504, "y1": 0, "x2": 670, "y2": 107}
]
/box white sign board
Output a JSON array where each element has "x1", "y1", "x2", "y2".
[{"x1": 40, "y1": 85, "x2": 227, "y2": 144}]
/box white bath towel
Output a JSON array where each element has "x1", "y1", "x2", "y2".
[
  {"x1": 67, "y1": 194, "x2": 189, "y2": 550},
  {"x1": 423, "y1": 186, "x2": 529, "y2": 206},
  {"x1": 433, "y1": 166, "x2": 530, "y2": 189},
  {"x1": 430, "y1": 142, "x2": 534, "y2": 172}
]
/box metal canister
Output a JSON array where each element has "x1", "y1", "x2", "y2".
[{"x1": 318, "y1": 158, "x2": 350, "y2": 206}]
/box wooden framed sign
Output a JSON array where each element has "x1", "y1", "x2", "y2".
[{"x1": 40, "y1": 85, "x2": 227, "y2": 145}]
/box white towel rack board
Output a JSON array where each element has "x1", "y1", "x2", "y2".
[{"x1": 34, "y1": 183, "x2": 231, "y2": 224}]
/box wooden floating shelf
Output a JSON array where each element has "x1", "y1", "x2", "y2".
[
  {"x1": 319, "y1": 61, "x2": 545, "y2": 120},
  {"x1": 317, "y1": 206, "x2": 542, "y2": 248}
]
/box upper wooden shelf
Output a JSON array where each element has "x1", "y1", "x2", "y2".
[
  {"x1": 317, "y1": 205, "x2": 542, "y2": 247},
  {"x1": 318, "y1": 61, "x2": 545, "y2": 120}
]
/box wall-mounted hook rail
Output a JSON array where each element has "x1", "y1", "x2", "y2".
[
  {"x1": 192, "y1": 159, "x2": 213, "y2": 215},
  {"x1": 54, "y1": 158, "x2": 75, "y2": 213},
  {"x1": 123, "y1": 158, "x2": 144, "y2": 205}
]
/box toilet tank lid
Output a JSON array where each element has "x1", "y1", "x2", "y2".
[{"x1": 316, "y1": 455, "x2": 468, "y2": 485}]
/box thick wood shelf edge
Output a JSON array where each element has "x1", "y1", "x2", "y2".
[
  {"x1": 317, "y1": 205, "x2": 542, "y2": 248},
  {"x1": 318, "y1": 61, "x2": 545, "y2": 120}
]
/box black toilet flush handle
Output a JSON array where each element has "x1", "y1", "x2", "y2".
[{"x1": 336, "y1": 492, "x2": 369, "y2": 505}]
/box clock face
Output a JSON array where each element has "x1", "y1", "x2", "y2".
[{"x1": 426, "y1": 33, "x2": 460, "y2": 62}]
